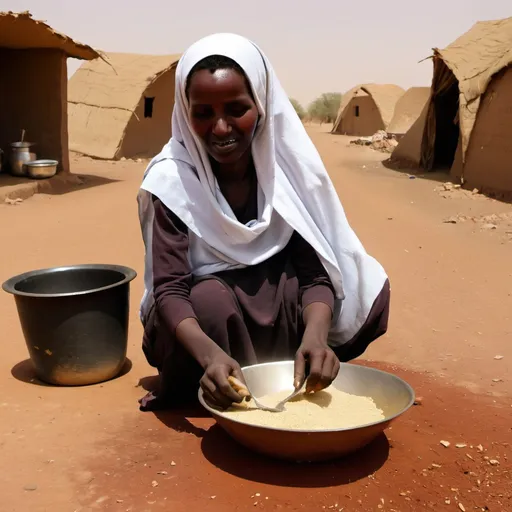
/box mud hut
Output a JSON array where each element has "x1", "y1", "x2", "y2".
[
  {"x1": 391, "y1": 17, "x2": 512, "y2": 197},
  {"x1": 68, "y1": 53, "x2": 181, "y2": 160},
  {"x1": 388, "y1": 87, "x2": 430, "y2": 138},
  {"x1": 0, "y1": 11, "x2": 99, "y2": 174},
  {"x1": 332, "y1": 84, "x2": 405, "y2": 136}
]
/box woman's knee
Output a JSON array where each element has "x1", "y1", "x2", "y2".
[{"x1": 190, "y1": 278, "x2": 241, "y2": 334}]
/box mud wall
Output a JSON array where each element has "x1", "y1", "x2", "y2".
[
  {"x1": 461, "y1": 67, "x2": 512, "y2": 198},
  {"x1": 118, "y1": 68, "x2": 176, "y2": 159},
  {"x1": 337, "y1": 96, "x2": 385, "y2": 137}
]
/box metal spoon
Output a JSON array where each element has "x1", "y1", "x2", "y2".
[{"x1": 228, "y1": 372, "x2": 307, "y2": 413}]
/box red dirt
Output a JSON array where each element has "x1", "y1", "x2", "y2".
[{"x1": 1, "y1": 128, "x2": 511, "y2": 511}]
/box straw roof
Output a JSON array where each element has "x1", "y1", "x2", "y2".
[
  {"x1": 0, "y1": 11, "x2": 99, "y2": 60},
  {"x1": 435, "y1": 17, "x2": 512, "y2": 155},
  {"x1": 68, "y1": 52, "x2": 181, "y2": 112},
  {"x1": 388, "y1": 87, "x2": 430, "y2": 135},
  {"x1": 332, "y1": 84, "x2": 405, "y2": 133},
  {"x1": 68, "y1": 52, "x2": 181, "y2": 159}
]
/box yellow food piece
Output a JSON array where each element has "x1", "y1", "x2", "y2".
[{"x1": 220, "y1": 386, "x2": 385, "y2": 430}]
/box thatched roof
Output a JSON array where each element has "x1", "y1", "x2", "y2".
[
  {"x1": 0, "y1": 11, "x2": 99, "y2": 60},
  {"x1": 433, "y1": 17, "x2": 512, "y2": 156},
  {"x1": 388, "y1": 87, "x2": 431, "y2": 135},
  {"x1": 68, "y1": 52, "x2": 181, "y2": 159},
  {"x1": 332, "y1": 84, "x2": 405, "y2": 133},
  {"x1": 68, "y1": 52, "x2": 182, "y2": 112}
]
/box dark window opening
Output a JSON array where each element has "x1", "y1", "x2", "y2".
[
  {"x1": 144, "y1": 96, "x2": 155, "y2": 118},
  {"x1": 355, "y1": 105, "x2": 360, "y2": 117}
]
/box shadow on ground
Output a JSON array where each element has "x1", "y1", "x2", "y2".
[
  {"x1": 381, "y1": 157, "x2": 451, "y2": 184},
  {"x1": 11, "y1": 357, "x2": 133, "y2": 386},
  {"x1": 0, "y1": 173, "x2": 119, "y2": 198},
  {"x1": 200, "y1": 425, "x2": 389, "y2": 487}
]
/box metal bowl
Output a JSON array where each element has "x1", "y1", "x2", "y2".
[
  {"x1": 24, "y1": 159, "x2": 58, "y2": 179},
  {"x1": 2, "y1": 264, "x2": 137, "y2": 386},
  {"x1": 199, "y1": 361, "x2": 414, "y2": 462}
]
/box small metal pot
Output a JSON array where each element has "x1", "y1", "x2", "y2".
[
  {"x1": 2, "y1": 264, "x2": 137, "y2": 386},
  {"x1": 25, "y1": 159, "x2": 58, "y2": 179},
  {"x1": 10, "y1": 142, "x2": 36, "y2": 177}
]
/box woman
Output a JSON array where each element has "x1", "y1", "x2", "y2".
[{"x1": 138, "y1": 33, "x2": 390, "y2": 411}]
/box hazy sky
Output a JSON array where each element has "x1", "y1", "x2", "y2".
[{"x1": 3, "y1": 1, "x2": 511, "y2": 105}]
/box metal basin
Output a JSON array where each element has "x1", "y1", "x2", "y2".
[
  {"x1": 2, "y1": 264, "x2": 137, "y2": 386},
  {"x1": 199, "y1": 361, "x2": 414, "y2": 462},
  {"x1": 25, "y1": 159, "x2": 58, "y2": 179}
]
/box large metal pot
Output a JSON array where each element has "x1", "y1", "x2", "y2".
[
  {"x1": 200, "y1": 361, "x2": 415, "y2": 462},
  {"x1": 2, "y1": 264, "x2": 137, "y2": 386},
  {"x1": 9, "y1": 142, "x2": 36, "y2": 177}
]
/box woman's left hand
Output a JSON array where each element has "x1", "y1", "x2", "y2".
[{"x1": 294, "y1": 332, "x2": 340, "y2": 394}]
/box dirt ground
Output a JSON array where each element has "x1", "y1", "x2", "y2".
[{"x1": 0, "y1": 126, "x2": 510, "y2": 511}]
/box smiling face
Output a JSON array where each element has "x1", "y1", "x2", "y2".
[{"x1": 186, "y1": 66, "x2": 259, "y2": 166}]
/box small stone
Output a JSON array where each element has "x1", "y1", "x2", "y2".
[
  {"x1": 494, "y1": 355, "x2": 504, "y2": 360},
  {"x1": 151, "y1": 480, "x2": 158, "y2": 487},
  {"x1": 482, "y1": 223, "x2": 497, "y2": 230},
  {"x1": 255, "y1": 493, "x2": 261, "y2": 497},
  {"x1": 413, "y1": 396, "x2": 424, "y2": 405},
  {"x1": 211, "y1": 496, "x2": 216, "y2": 499},
  {"x1": 170, "y1": 461, "x2": 176, "y2": 466},
  {"x1": 466, "y1": 453, "x2": 474, "y2": 461},
  {"x1": 445, "y1": 499, "x2": 451, "y2": 505},
  {"x1": 458, "y1": 503, "x2": 466, "y2": 512},
  {"x1": 472, "y1": 188, "x2": 479, "y2": 195},
  {"x1": 440, "y1": 440, "x2": 450, "y2": 448},
  {"x1": 476, "y1": 444, "x2": 484, "y2": 452},
  {"x1": 489, "y1": 460, "x2": 499, "y2": 466},
  {"x1": 455, "y1": 443, "x2": 467, "y2": 448},
  {"x1": 23, "y1": 484, "x2": 37, "y2": 491},
  {"x1": 116, "y1": 499, "x2": 123, "y2": 503},
  {"x1": 157, "y1": 471, "x2": 168, "y2": 475},
  {"x1": 431, "y1": 463, "x2": 442, "y2": 468},
  {"x1": 492, "y1": 378, "x2": 503, "y2": 383}
]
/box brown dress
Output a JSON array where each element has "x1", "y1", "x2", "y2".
[{"x1": 140, "y1": 187, "x2": 390, "y2": 410}]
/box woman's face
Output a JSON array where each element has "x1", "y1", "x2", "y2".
[{"x1": 187, "y1": 68, "x2": 259, "y2": 165}]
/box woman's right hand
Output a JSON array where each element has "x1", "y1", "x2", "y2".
[{"x1": 200, "y1": 350, "x2": 246, "y2": 409}]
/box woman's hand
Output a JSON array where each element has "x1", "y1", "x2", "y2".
[
  {"x1": 294, "y1": 334, "x2": 340, "y2": 393},
  {"x1": 200, "y1": 350, "x2": 246, "y2": 409},
  {"x1": 294, "y1": 302, "x2": 340, "y2": 393}
]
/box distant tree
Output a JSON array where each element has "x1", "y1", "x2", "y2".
[
  {"x1": 307, "y1": 92, "x2": 342, "y2": 124},
  {"x1": 289, "y1": 98, "x2": 306, "y2": 120}
]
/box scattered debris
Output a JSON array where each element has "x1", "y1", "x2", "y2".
[
  {"x1": 4, "y1": 197, "x2": 23, "y2": 205},
  {"x1": 440, "y1": 440, "x2": 451, "y2": 448},
  {"x1": 350, "y1": 130, "x2": 399, "y2": 153}
]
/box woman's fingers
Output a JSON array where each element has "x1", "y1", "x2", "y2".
[
  {"x1": 293, "y1": 350, "x2": 307, "y2": 389},
  {"x1": 305, "y1": 349, "x2": 325, "y2": 393}
]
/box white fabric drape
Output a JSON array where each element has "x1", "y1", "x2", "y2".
[{"x1": 138, "y1": 33, "x2": 388, "y2": 346}]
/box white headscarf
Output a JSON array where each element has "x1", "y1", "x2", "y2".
[{"x1": 138, "y1": 33, "x2": 388, "y2": 346}]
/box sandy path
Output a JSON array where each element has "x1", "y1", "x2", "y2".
[{"x1": 0, "y1": 133, "x2": 510, "y2": 511}]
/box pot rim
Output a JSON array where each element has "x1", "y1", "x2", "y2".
[{"x1": 2, "y1": 264, "x2": 137, "y2": 298}]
